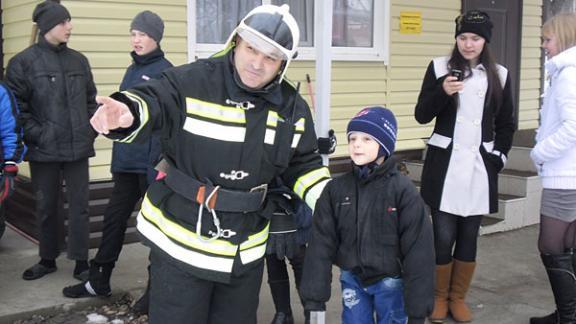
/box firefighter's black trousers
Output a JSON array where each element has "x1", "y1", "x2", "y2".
[{"x1": 149, "y1": 249, "x2": 264, "y2": 324}]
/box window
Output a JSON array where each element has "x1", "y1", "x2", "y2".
[
  {"x1": 187, "y1": 0, "x2": 389, "y2": 62},
  {"x1": 332, "y1": 0, "x2": 374, "y2": 47}
]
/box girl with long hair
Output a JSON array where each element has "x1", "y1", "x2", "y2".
[{"x1": 414, "y1": 10, "x2": 516, "y2": 323}]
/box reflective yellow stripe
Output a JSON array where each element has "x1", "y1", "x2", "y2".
[
  {"x1": 240, "y1": 222, "x2": 269, "y2": 250},
  {"x1": 186, "y1": 98, "x2": 246, "y2": 124},
  {"x1": 267, "y1": 111, "x2": 279, "y2": 128},
  {"x1": 295, "y1": 117, "x2": 305, "y2": 132},
  {"x1": 238, "y1": 224, "x2": 268, "y2": 264},
  {"x1": 118, "y1": 91, "x2": 150, "y2": 143},
  {"x1": 140, "y1": 196, "x2": 238, "y2": 255},
  {"x1": 183, "y1": 117, "x2": 246, "y2": 142},
  {"x1": 137, "y1": 212, "x2": 235, "y2": 273},
  {"x1": 139, "y1": 195, "x2": 270, "y2": 262},
  {"x1": 293, "y1": 167, "x2": 331, "y2": 201},
  {"x1": 240, "y1": 243, "x2": 267, "y2": 265},
  {"x1": 304, "y1": 178, "x2": 330, "y2": 211}
]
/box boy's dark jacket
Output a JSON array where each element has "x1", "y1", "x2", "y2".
[
  {"x1": 111, "y1": 48, "x2": 172, "y2": 179},
  {"x1": 301, "y1": 156, "x2": 435, "y2": 320},
  {"x1": 5, "y1": 37, "x2": 97, "y2": 162}
]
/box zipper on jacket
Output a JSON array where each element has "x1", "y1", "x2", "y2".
[{"x1": 58, "y1": 52, "x2": 75, "y2": 160}]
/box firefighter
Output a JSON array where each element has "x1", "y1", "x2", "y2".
[{"x1": 89, "y1": 4, "x2": 330, "y2": 324}]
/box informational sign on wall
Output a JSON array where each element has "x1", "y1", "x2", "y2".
[{"x1": 400, "y1": 11, "x2": 422, "y2": 34}]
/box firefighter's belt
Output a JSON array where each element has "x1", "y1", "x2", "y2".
[{"x1": 163, "y1": 164, "x2": 267, "y2": 213}]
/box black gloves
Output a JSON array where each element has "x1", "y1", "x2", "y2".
[
  {"x1": 267, "y1": 211, "x2": 298, "y2": 260},
  {"x1": 0, "y1": 162, "x2": 18, "y2": 204},
  {"x1": 264, "y1": 179, "x2": 313, "y2": 260},
  {"x1": 487, "y1": 152, "x2": 505, "y2": 172},
  {"x1": 317, "y1": 129, "x2": 337, "y2": 155}
]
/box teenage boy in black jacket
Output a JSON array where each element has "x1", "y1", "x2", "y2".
[
  {"x1": 301, "y1": 107, "x2": 435, "y2": 324},
  {"x1": 6, "y1": 0, "x2": 97, "y2": 281}
]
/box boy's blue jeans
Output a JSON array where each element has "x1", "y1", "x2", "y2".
[{"x1": 340, "y1": 270, "x2": 407, "y2": 324}]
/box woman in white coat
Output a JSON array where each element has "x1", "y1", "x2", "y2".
[
  {"x1": 530, "y1": 12, "x2": 576, "y2": 324},
  {"x1": 414, "y1": 10, "x2": 515, "y2": 323}
]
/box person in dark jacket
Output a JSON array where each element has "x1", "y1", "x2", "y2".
[
  {"x1": 265, "y1": 177, "x2": 313, "y2": 324},
  {"x1": 414, "y1": 10, "x2": 515, "y2": 323},
  {"x1": 5, "y1": 0, "x2": 98, "y2": 281},
  {"x1": 0, "y1": 81, "x2": 27, "y2": 239},
  {"x1": 62, "y1": 11, "x2": 172, "y2": 313},
  {"x1": 301, "y1": 107, "x2": 435, "y2": 324},
  {"x1": 88, "y1": 4, "x2": 330, "y2": 324}
]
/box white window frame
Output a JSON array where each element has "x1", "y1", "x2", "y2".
[{"x1": 187, "y1": 0, "x2": 390, "y2": 64}]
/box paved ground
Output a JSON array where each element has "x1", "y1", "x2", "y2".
[{"x1": 0, "y1": 223, "x2": 555, "y2": 324}]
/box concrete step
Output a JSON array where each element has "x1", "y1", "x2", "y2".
[
  {"x1": 498, "y1": 169, "x2": 541, "y2": 197},
  {"x1": 480, "y1": 194, "x2": 528, "y2": 235},
  {"x1": 505, "y1": 146, "x2": 536, "y2": 173},
  {"x1": 403, "y1": 160, "x2": 423, "y2": 183},
  {"x1": 410, "y1": 145, "x2": 536, "y2": 173},
  {"x1": 402, "y1": 158, "x2": 541, "y2": 234},
  {"x1": 404, "y1": 160, "x2": 541, "y2": 199}
]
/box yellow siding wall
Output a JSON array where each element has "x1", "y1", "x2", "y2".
[
  {"x1": 286, "y1": 61, "x2": 388, "y2": 157},
  {"x1": 388, "y1": 0, "x2": 461, "y2": 152},
  {"x1": 2, "y1": 0, "x2": 43, "y2": 179},
  {"x1": 1, "y1": 0, "x2": 543, "y2": 178},
  {"x1": 386, "y1": 0, "x2": 543, "y2": 154},
  {"x1": 519, "y1": 0, "x2": 543, "y2": 130},
  {"x1": 2, "y1": 0, "x2": 188, "y2": 180},
  {"x1": 286, "y1": 1, "x2": 453, "y2": 158}
]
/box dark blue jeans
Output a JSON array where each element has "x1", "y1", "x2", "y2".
[{"x1": 340, "y1": 270, "x2": 407, "y2": 324}]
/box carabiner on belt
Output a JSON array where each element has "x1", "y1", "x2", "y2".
[{"x1": 195, "y1": 186, "x2": 237, "y2": 242}]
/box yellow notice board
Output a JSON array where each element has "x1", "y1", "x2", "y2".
[{"x1": 400, "y1": 11, "x2": 422, "y2": 34}]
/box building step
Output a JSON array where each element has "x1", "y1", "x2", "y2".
[
  {"x1": 401, "y1": 156, "x2": 541, "y2": 234},
  {"x1": 505, "y1": 146, "x2": 536, "y2": 173},
  {"x1": 480, "y1": 194, "x2": 527, "y2": 235},
  {"x1": 498, "y1": 169, "x2": 541, "y2": 197},
  {"x1": 4, "y1": 177, "x2": 141, "y2": 248},
  {"x1": 404, "y1": 160, "x2": 541, "y2": 199},
  {"x1": 410, "y1": 145, "x2": 537, "y2": 173}
]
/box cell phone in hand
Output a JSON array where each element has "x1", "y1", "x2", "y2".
[{"x1": 451, "y1": 69, "x2": 463, "y2": 81}]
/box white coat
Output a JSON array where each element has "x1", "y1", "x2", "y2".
[{"x1": 531, "y1": 45, "x2": 576, "y2": 189}]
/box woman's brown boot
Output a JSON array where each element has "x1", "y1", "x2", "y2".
[
  {"x1": 429, "y1": 262, "x2": 453, "y2": 323},
  {"x1": 449, "y1": 259, "x2": 476, "y2": 322}
]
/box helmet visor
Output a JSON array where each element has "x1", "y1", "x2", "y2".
[{"x1": 237, "y1": 27, "x2": 288, "y2": 60}]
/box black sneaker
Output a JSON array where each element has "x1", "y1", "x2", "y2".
[
  {"x1": 271, "y1": 312, "x2": 294, "y2": 324},
  {"x1": 62, "y1": 281, "x2": 111, "y2": 298}
]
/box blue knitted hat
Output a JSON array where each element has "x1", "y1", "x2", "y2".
[{"x1": 347, "y1": 106, "x2": 398, "y2": 158}]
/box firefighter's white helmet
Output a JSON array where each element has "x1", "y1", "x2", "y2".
[{"x1": 226, "y1": 4, "x2": 300, "y2": 85}]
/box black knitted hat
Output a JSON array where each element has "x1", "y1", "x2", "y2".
[
  {"x1": 455, "y1": 10, "x2": 493, "y2": 43},
  {"x1": 33, "y1": 1, "x2": 71, "y2": 35}
]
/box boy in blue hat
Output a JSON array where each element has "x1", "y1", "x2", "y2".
[{"x1": 301, "y1": 106, "x2": 435, "y2": 324}]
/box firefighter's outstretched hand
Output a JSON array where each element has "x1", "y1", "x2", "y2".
[{"x1": 91, "y1": 96, "x2": 134, "y2": 135}]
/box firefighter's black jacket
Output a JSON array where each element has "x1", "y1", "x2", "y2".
[{"x1": 107, "y1": 50, "x2": 330, "y2": 283}]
